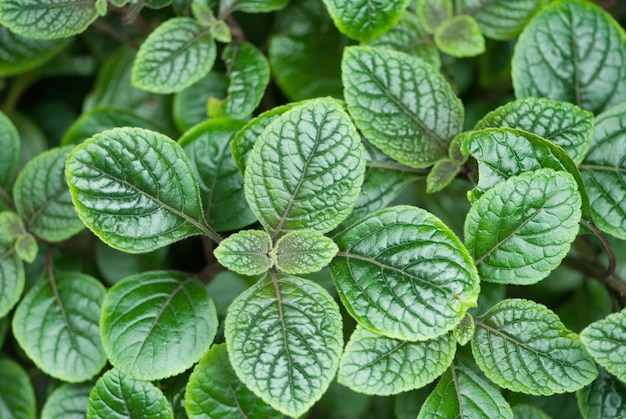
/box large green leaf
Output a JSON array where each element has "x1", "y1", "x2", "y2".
[
  {"x1": 12, "y1": 273, "x2": 107, "y2": 382},
  {"x1": 132, "y1": 17, "x2": 216, "y2": 94},
  {"x1": 179, "y1": 118, "x2": 255, "y2": 231},
  {"x1": 185, "y1": 343, "x2": 282, "y2": 419},
  {"x1": 580, "y1": 309, "x2": 626, "y2": 383},
  {"x1": 173, "y1": 72, "x2": 229, "y2": 133},
  {"x1": 0, "y1": 239, "x2": 23, "y2": 318},
  {"x1": 322, "y1": 0, "x2": 410, "y2": 42},
  {"x1": 274, "y1": 230, "x2": 338, "y2": 275},
  {"x1": 214, "y1": 229, "x2": 273, "y2": 276},
  {"x1": 0, "y1": 25, "x2": 69, "y2": 76},
  {"x1": 100, "y1": 271, "x2": 217, "y2": 381},
  {"x1": 244, "y1": 98, "x2": 365, "y2": 236},
  {"x1": 225, "y1": 274, "x2": 343, "y2": 418},
  {"x1": 0, "y1": 110, "x2": 19, "y2": 196},
  {"x1": 342, "y1": 46, "x2": 463, "y2": 168},
  {"x1": 330, "y1": 205, "x2": 479, "y2": 341},
  {"x1": 472, "y1": 298, "x2": 598, "y2": 395},
  {"x1": 338, "y1": 325, "x2": 456, "y2": 395},
  {"x1": 417, "y1": 362, "x2": 513, "y2": 419},
  {"x1": 474, "y1": 97, "x2": 594, "y2": 164},
  {"x1": 87, "y1": 369, "x2": 173, "y2": 419},
  {"x1": 577, "y1": 368, "x2": 626, "y2": 419},
  {"x1": 464, "y1": 169, "x2": 581, "y2": 285},
  {"x1": 41, "y1": 384, "x2": 91, "y2": 419},
  {"x1": 0, "y1": 358, "x2": 36, "y2": 419},
  {"x1": 458, "y1": 0, "x2": 542, "y2": 40},
  {"x1": 66, "y1": 127, "x2": 213, "y2": 253},
  {"x1": 13, "y1": 146, "x2": 84, "y2": 242},
  {"x1": 512, "y1": 0, "x2": 626, "y2": 114},
  {"x1": 433, "y1": 15, "x2": 485, "y2": 58},
  {"x1": 0, "y1": 0, "x2": 103, "y2": 39}
]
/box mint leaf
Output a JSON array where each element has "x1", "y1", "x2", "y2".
[
  {"x1": 100, "y1": 271, "x2": 217, "y2": 381},
  {"x1": 417, "y1": 0, "x2": 452, "y2": 33},
  {"x1": 132, "y1": 18, "x2": 216, "y2": 94},
  {"x1": 0, "y1": 111, "x2": 19, "y2": 193},
  {"x1": 338, "y1": 326, "x2": 456, "y2": 395},
  {"x1": 0, "y1": 358, "x2": 36, "y2": 419},
  {"x1": 464, "y1": 169, "x2": 581, "y2": 285},
  {"x1": 342, "y1": 46, "x2": 463, "y2": 168},
  {"x1": 0, "y1": 239, "x2": 24, "y2": 318},
  {"x1": 214, "y1": 230, "x2": 272, "y2": 275},
  {"x1": 458, "y1": 0, "x2": 543, "y2": 40},
  {"x1": 41, "y1": 384, "x2": 91, "y2": 419},
  {"x1": 434, "y1": 15, "x2": 485, "y2": 58},
  {"x1": 173, "y1": 72, "x2": 228, "y2": 133},
  {"x1": 472, "y1": 298, "x2": 598, "y2": 395},
  {"x1": 576, "y1": 368, "x2": 626, "y2": 419},
  {"x1": 0, "y1": 26, "x2": 69, "y2": 76},
  {"x1": 274, "y1": 230, "x2": 338, "y2": 275},
  {"x1": 580, "y1": 309, "x2": 626, "y2": 383},
  {"x1": 330, "y1": 205, "x2": 479, "y2": 341}
]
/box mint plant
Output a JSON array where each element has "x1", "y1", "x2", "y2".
[{"x1": 1, "y1": 0, "x2": 626, "y2": 418}]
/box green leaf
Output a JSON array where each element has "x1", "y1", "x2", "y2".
[
  {"x1": 13, "y1": 146, "x2": 84, "y2": 242},
  {"x1": 472, "y1": 298, "x2": 598, "y2": 395},
  {"x1": 0, "y1": 239, "x2": 24, "y2": 317},
  {"x1": 225, "y1": 274, "x2": 343, "y2": 418},
  {"x1": 100, "y1": 271, "x2": 217, "y2": 381},
  {"x1": 416, "y1": 0, "x2": 452, "y2": 33},
  {"x1": 330, "y1": 205, "x2": 479, "y2": 341},
  {"x1": 580, "y1": 309, "x2": 626, "y2": 383},
  {"x1": 454, "y1": 313, "x2": 475, "y2": 346},
  {"x1": 426, "y1": 158, "x2": 461, "y2": 193},
  {"x1": 244, "y1": 98, "x2": 365, "y2": 236},
  {"x1": 458, "y1": 0, "x2": 543, "y2": 40},
  {"x1": 0, "y1": 358, "x2": 36, "y2": 419},
  {"x1": 474, "y1": 97, "x2": 594, "y2": 164},
  {"x1": 0, "y1": 110, "x2": 19, "y2": 191},
  {"x1": 131, "y1": 17, "x2": 216, "y2": 94},
  {"x1": 191, "y1": 2, "x2": 216, "y2": 26},
  {"x1": 219, "y1": 0, "x2": 288, "y2": 14},
  {"x1": 580, "y1": 103, "x2": 626, "y2": 240},
  {"x1": 173, "y1": 72, "x2": 228, "y2": 133},
  {"x1": 512, "y1": 0, "x2": 626, "y2": 114},
  {"x1": 41, "y1": 383, "x2": 91, "y2": 419},
  {"x1": 0, "y1": 210, "x2": 25, "y2": 238},
  {"x1": 322, "y1": 0, "x2": 410, "y2": 42},
  {"x1": 274, "y1": 230, "x2": 338, "y2": 275},
  {"x1": 576, "y1": 368, "x2": 626, "y2": 419},
  {"x1": 342, "y1": 46, "x2": 463, "y2": 168},
  {"x1": 0, "y1": 25, "x2": 69, "y2": 76},
  {"x1": 512, "y1": 404, "x2": 552, "y2": 419},
  {"x1": 12, "y1": 272, "x2": 107, "y2": 382},
  {"x1": 464, "y1": 169, "x2": 581, "y2": 285},
  {"x1": 179, "y1": 118, "x2": 255, "y2": 231},
  {"x1": 214, "y1": 230, "x2": 272, "y2": 276},
  {"x1": 209, "y1": 20, "x2": 231, "y2": 43},
  {"x1": 418, "y1": 362, "x2": 513, "y2": 419},
  {"x1": 434, "y1": 15, "x2": 485, "y2": 58},
  {"x1": 0, "y1": 0, "x2": 102, "y2": 39},
  {"x1": 87, "y1": 369, "x2": 173, "y2": 419},
  {"x1": 14, "y1": 233, "x2": 37, "y2": 263},
  {"x1": 185, "y1": 343, "x2": 282, "y2": 419},
  {"x1": 338, "y1": 325, "x2": 456, "y2": 395},
  {"x1": 66, "y1": 127, "x2": 211, "y2": 253}
]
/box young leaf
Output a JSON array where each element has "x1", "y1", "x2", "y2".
[
  {"x1": 41, "y1": 384, "x2": 91, "y2": 419},
  {"x1": 0, "y1": 26, "x2": 69, "y2": 76},
  {"x1": 100, "y1": 271, "x2": 217, "y2": 381},
  {"x1": 472, "y1": 298, "x2": 598, "y2": 395},
  {"x1": 0, "y1": 0, "x2": 103, "y2": 39},
  {"x1": 580, "y1": 309, "x2": 626, "y2": 383},
  {"x1": 0, "y1": 110, "x2": 19, "y2": 192},
  {"x1": 458, "y1": 0, "x2": 543, "y2": 40},
  {"x1": 576, "y1": 368, "x2": 626, "y2": 419},
  {"x1": 464, "y1": 169, "x2": 582, "y2": 285},
  {"x1": 225, "y1": 274, "x2": 343, "y2": 418},
  {"x1": 512, "y1": 0, "x2": 626, "y2": 114},
  {"x1": 179, "y1": 118, "x2": 255, "y2": 231},
  {"x1": 330, "y1": 205, "x2": 480, "y2": 341},
  {"x1": 0, "y1": 239, "x2": 24, "y2": 318},
  {"x1": 214, "y1": 230, "x2": 272, "y2": 276},
  {"x1": 244, "y1": 98, "x2": 365, "y2": 236},
  {"x1": 219, "y1": 0, "x2": 288, "y2": 14},
  {"x1": 434, "y1": 15, "x2": 485, "y2": 58},
  {"x1": 338, "y1": 325, "x2": 456, "y2": 395},
  {"x1": 185, "y1": 343, "x2": 282, "y2": 419},
  {"x1": 87, "y1": 369, "x2": 173, "y2": 419},
  {"x1": 342, "y1": 46, "x2": 463, "y2": 168},
  {"x1": 0, "y1": 358, "x2": 36, "y2": 419},
  {"x1": 426, "y1": 158, "x2": 462, "y2": 193},
  {"x1": 14, "y1": 233, "x2": 37, "y2": 263},
  {"x1": 0, "y1": 210, "x2": 25, "y2": 238},
  {"x1": 12, "y1": 273, "x2": 107, "y2": 382},
  {"x1": 173, "y1": 72, "x2": 229, "y2": 133},
  {"x1": 454, "y1": 313, "x2": 475, "y2": 346},
  {"x1": 13, "y1": 146, "x2": 84, "y2": 242},
  {"x1": 417, "y1": 362, "x2": 513, "y2": 419},
  {"x1": 274, "y1": 230, "x2": 338, "y2": 275},
  {"x1": 66, "y1": 127, "x2": 213, "y2": 253},
  {"x1": 416, "y1": 0, "x2": 452, "y2": 33},
  {"x1": 321, "y1": 0, "x2": 410, "y2": 42},
  {"x1": 131, "y1": 17, "x2": 216, "y2": 94}
]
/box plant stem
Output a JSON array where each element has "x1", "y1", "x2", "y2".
[
  {"x1": 91, "y1": 20, "x2": 139, "y2": 49},
  {"x1": 580, "y1": 218, "x2": 616, "y2": 275}
]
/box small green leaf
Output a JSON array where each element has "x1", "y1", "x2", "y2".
[
  {"x1": 417, "y1": 0, "x2": 452, "y2": 33},
  {"x1": 434, "y1": 15, "x2": 485, "y2": 58},
  {"x1": 185, "y1": 343, "x2": 282, "y2": 419},
  {"x1": 0, "y1": 110, "x2": 19, "y2": 191},
  {"x1": 225, "y1": 274, "x2": 343, "y2": 418},
  {"x1": 12, "y1": 273, "x2": 107, "y2": 382},
  {"x1": 458, "y1": 0, "x2": 543, "y2": 40},
  {"x1": 132, "y1": 17, "x2": 216, "y2": 94},
  {"x1": 66, "y1": 127, "x2": 211, "y2": 253},
  {"x1": 214, "y1": 230, "x2": 272, "y2": 275},
  {"x1": 0, "y1": 25, "x2": 69, "y2": 76},
  {"x1": 342, "y1": 46, "x2": 463, "y2": 168},
  {"x1": 454, "y1": 313, "x2": 475, "y2": 346},
  {"x1": 0, "y1": 358, "x2": 36, "y2": 419},
  {"x1": 0, "y1": 238, "x2": 24, "y2": 318},
  {"x1": 209, "y1": 20, "x2": 231, "y2": 43},
  {"x1": 0, "y1": 210, "x2": 25, "y2": 238},
  {"x1": 330, "y1": 205, "x2": 480, "y2": 341},
  {"x1": 87, "y1": 369, "x2": 173, "y2": 419},
  {"x1": 219, "y1": 0, "x2": 288, "y2": 14},
  {"x1": 338, "y1": 325, "x2": 456, "y2": 395},
  {"x1": 576, "y1": 368, "x2": 626, "y2": 419},
  {"x1": 418, "y1": 362, "x2": 513, "y2": 419},
  {"x1": 472, "y1": 298, "x2": 598, "y2": 395},
  {"x1": 512, "y1": 404, "x2": 552, "y2": 419},
  {"x1": 191, "y1": 1, "x2": 216, "y2": 26},
  {"x1": 464, "y1": 169, "x2": 581, "y2": 285},
  {"x1": 244, "y1": 98, "x2": 365, "y2": 236},
  {"x1": 173, "y1": 71, "x2": 229, "y2": 133},
  {"x1": 41, "y1": 383, "x2": 91, "y2": 419},
  {"x1": 474, "y1": 97, "x2": 594, "y2": 164},
  {"x1": 274, "y1": 230, "x2": 338, "y2": 275},
  {"x1": 512, "y1": 0, "x2": 626, "y2": 114},
  {"x1": 100, "y1": 271, "x2": 217, "y2": 380},
  {"x1": 580, "y1": 309, "x2": 626, "y2": 383},
  {"x1": 14, "y1": 233, "x2": 37, "y2": 263},
  {"x1": 426, "y1": 158, "x2": 461, "y2": 193},
  {"x1": 0, "y1": 0, "x2": 101, "y2": 39}
]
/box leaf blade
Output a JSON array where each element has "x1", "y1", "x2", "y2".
[
  {"x1": 214, "y1": 230, "x2": 272, "y2": 276},
  {"x1": 580, "y1": 309, "x2": 626, "y2": 383},
  {"x1": 274, "y1": 230, "x2": 338, "y2": 275},
  {"x1": 0, "y1": 358, "x2": 36, "y2": 419}
]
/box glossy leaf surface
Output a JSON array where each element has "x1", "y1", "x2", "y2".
[
  {"x1": 434, "y1": 15, "x2": 485, "y2": 58},
  {"x1": 580, "y1": 309, "x2": 626, "y2": 383},
  {"x1": 0, "y1": 358, "x2": 36, "y2": 419},
  {"x1": 576, "y1": 368, "x2": 626, "y2": 419},
  {"x1": 214, "y1": 230, "x2": 272, "y2": 276},
  {"x1": 0, "y1": 25, "x2": 69, "y2": 76},
  {"x1": 274, "y1": 230, "x2": 338, "y2": 275},
  {"x1": 458, "y1": 0, "x2": 542, "y2": 40},
  {"x1": 41, "y1": 384, "x2": 91, "y2": 419}
]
